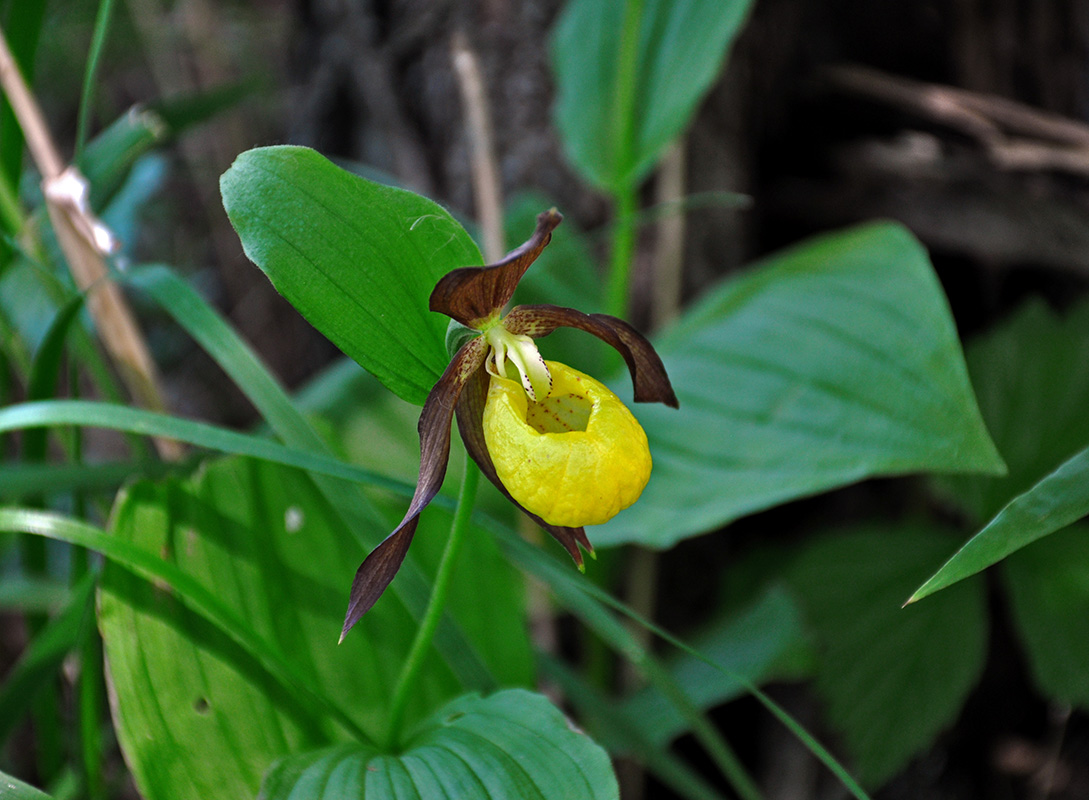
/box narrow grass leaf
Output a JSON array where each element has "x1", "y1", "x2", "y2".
[
  {"x1": 74, "y1": 0, "x2": 119, "y2": 158},
  {"x1": 0, "y1": 574, "x2": 94, "y2": 744},
  {"x1": 0, "y1": 770, "x2": 55, "y2": 800},
  {"x1": 541, "y1": 656, "x2": 727, "y2": 800},
  {"x1": 0, "y1": 399, "x2": 401, "y2": 491},
  {"x1": 911, "y1": 446, "x2": 1089, "y2": 602}
]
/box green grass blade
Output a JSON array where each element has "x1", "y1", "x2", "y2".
[
  {"x1": 0, "y1": 507, "x2": 370, "y2": 745},
  {"x1": 541, "y1": 655, "x2": 728, "y2": 800},
  {"x1": 0, "y1": 769, "x2": 54, "y2": 800},
  {"x1": 24, "y1": 295, "x2": 85, "y2": 464},
  {"x1": 0, "y1": 574, "x2": 94, "y2": 745},
  {"x1": 911, "y1": 444, "x2": 1089, "y2": 603},
  {"x1": 0, "y1": 576, "x2": 69, "y2": 613},
  {"x1": 0, "y1": 399, "x2": 404, "y2": 491},
  {"x1": 0, "y1": 0, "x2": 47, "y2": 188},
  {"x1": 0, "y1": 460, "x2": 187, "y2": 501},
  {"x1": 74, "y1": 0, "x2": 118, "y2": 159}
]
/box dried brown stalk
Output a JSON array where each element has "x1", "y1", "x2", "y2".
[
  {"x1": 0, "y1": 23, "x2": 181, "y2": 460},
  {"x1": 824, "y1": 63, "x2": 1089, "y2": 177}
]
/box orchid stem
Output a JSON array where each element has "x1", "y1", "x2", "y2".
[
  {"x1": 605, "y1": 185, "x2": 638, "y2": 319},
  {"x1": 385, "y1": 452, "x2": 480, "y2": 750},
  {"x1": 604, "y1": 0, "x2": 643, "y2": 319}
]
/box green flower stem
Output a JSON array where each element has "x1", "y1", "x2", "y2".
[
  {"x1": 605, "y1": 0, "x2": 643, "y2": 320},
  {"x1": 605, "y1": 185, "x2": 638, "y2": 320},
  {"x1": 612, "y1": 0, "x2": 644, "y2": 187},
  {"x1": 385, "y1": 453, "x2": 481, "y2": 749}
]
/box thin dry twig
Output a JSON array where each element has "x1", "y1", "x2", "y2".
[
  {"x1": 824, "y1": 63, "x2": 1089, "y2": 177},
  {"x1": 452, "y1": 31, "x2": 505, "y2": 264},
  {"x1": 651, "y1": 139, "x2": 687, "y2": 329},
  {"x1": 0, "y1": 22, "x2": 181, "y2": 460}
]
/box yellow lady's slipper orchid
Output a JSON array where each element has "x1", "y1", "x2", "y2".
[
  {"x1": 342, "y1": 209, "x2": 677, "y2": 638},
  {"x1": 484, "y1": 361, "x2": 651, "y2": 527}
]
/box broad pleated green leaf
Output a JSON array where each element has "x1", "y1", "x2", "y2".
[
  {"x1": 220, "y1": 145, "x2": 482, "y2": 405},
  {"x1": 1002, "y1": 526, "x2": 1089, "y2": 708},
  {"x1": 786, "y1": 527, "x2": 987, "y2": 787},
  {"x1": 551, "y1": 0, "x2": 755, "y2": 191},
  {"x1": 100, "y1": 457, "x2": 530, "y2": 800},
  {"x1": 259, "y1": 689, "x2": 618, "y2": 800},
  {"x1": 597, "y1": 222, "x2": 1005, "y2": 549}
]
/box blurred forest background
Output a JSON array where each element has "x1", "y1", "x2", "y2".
[
  {"x1": 27, "y1": 0, "x2": 1088, "y2": 423},
  {"x1": 6, "y1": 0, "x2": 1089, "y2": 798}
]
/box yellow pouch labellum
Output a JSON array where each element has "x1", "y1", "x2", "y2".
[{"x1": 483, "y1": 360, "x2": 652, "y2": 527}]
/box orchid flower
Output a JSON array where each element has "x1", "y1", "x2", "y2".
[{"x1": 341, "y1": 209, "x2": 677, "y2": 638}]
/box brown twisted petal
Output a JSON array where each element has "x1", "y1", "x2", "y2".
[
  {"x1": 503, "y1": 304, "x2": 679, "y2": 408},
  {"x1": 455, "y1": 364, "x2": 593, "y2": 565},
  {"x1": 341, "y1": 336, "x2": 488, "y2": 640},
  {"x1": 429, "y1": 209, "x2": 563, "y2": 328}
]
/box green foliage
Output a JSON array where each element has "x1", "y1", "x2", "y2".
[
  {"x1": 621, "y1": 586, "x2": 811, "y2": 747},
  {"x1": 1003, "y1": 526, "x2": 1089, "y2": 708},
  {"x1": 598, "y1": 222, "x2": 1005, "y2": 548},
  {"x1": 99, "y1": 457, "x2": 531, "y2": 800},
  {"x1": 260, "y1": 690, "x2": 618, "y2": 800},
  {"x1": 912, "y1": 299, "x2": 1089, "y2": 599},
  {"x1": 0, "y1": 575, "x2": 94, "y2": 744},
  {"x1": 0, "y1": 769, "x2": 55, "y2": 800},
  {"x1": 909, "y1": 299, "x2": 1089, "y2": 707},
  {"x1": 785, "y1": 527, "x2": 988, "y2": 786},
  {"x1": 940, "y1": 300, "x2": 1089, "y2": 521},
  {"x1": 220, "y1": 146, "x2": 483, "y2": 406},
  {"x1": 912, "y1": 448, "x2": 1089, "y2": 601},
  {"x1": 552, "y1": 0, "x2": 755, "y2": 192}
]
